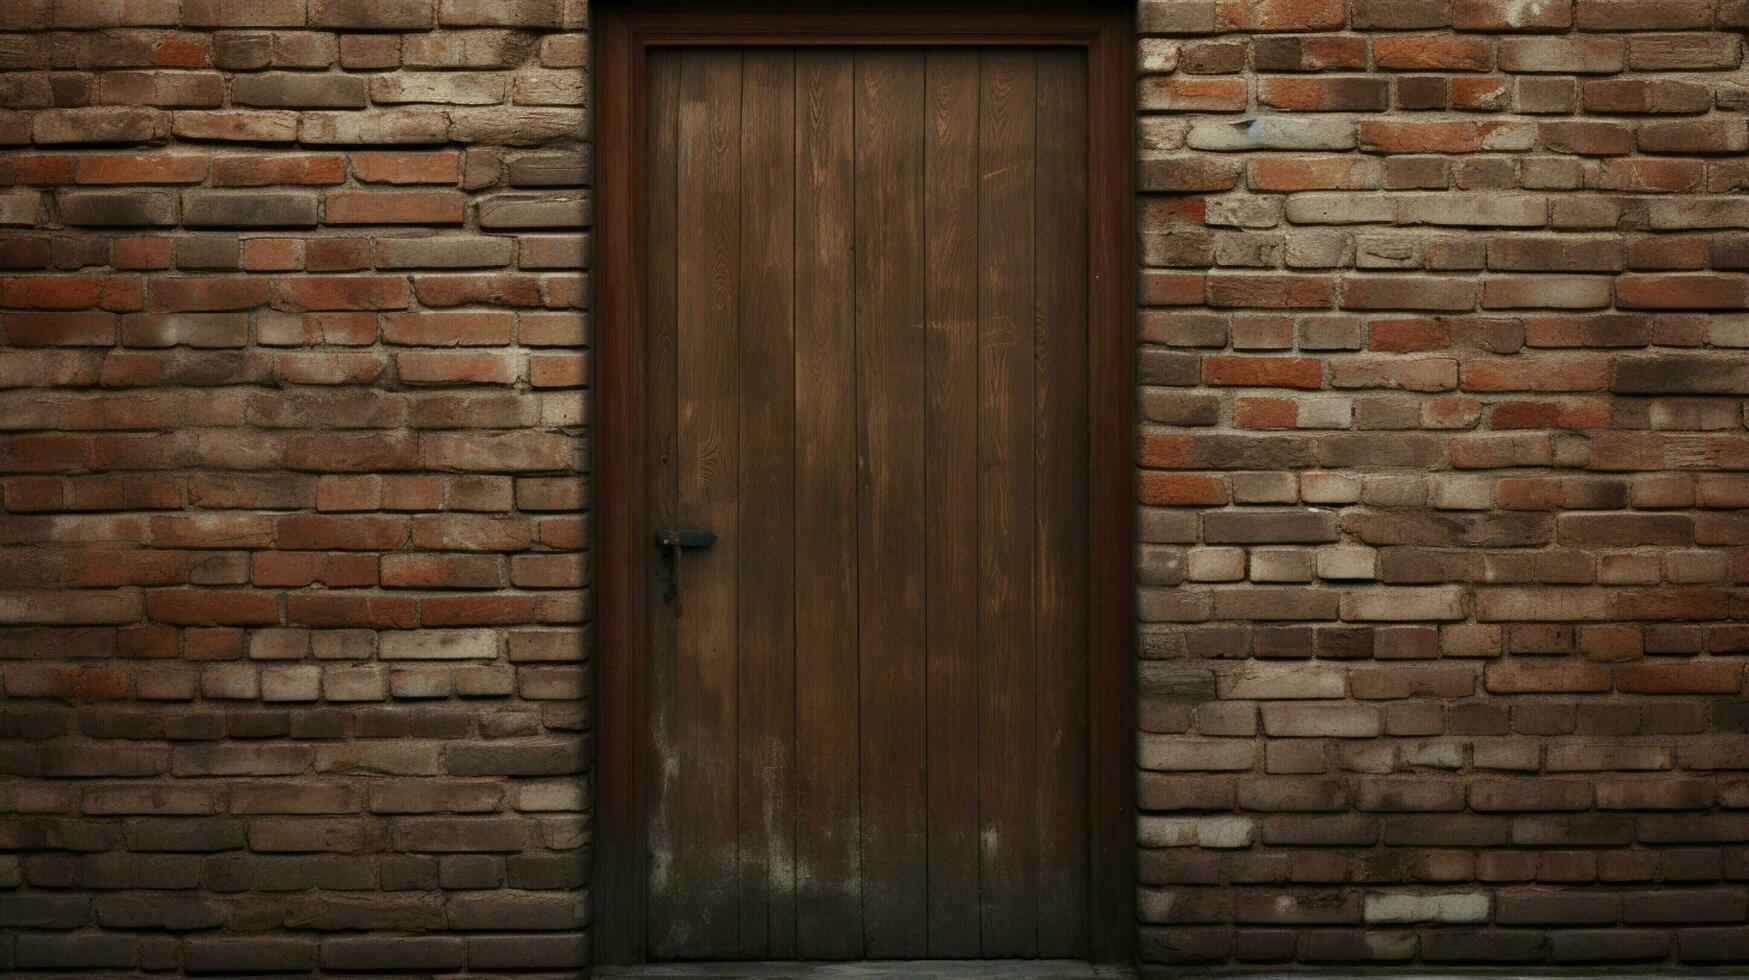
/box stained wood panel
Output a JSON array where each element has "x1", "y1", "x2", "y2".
[
  {"x1": 976, "y1": 47, "x2": 1039, "y2": 958},
  {"x1": 854, "y1": 47, "x2": 931, "y2": 959},
  {"x1": 649, "y1": 46, "x2": 742, "y2": 959},
  {"x1": 735, "y1": 48, "x2": 798, "y2": 960},
  {"x1": 1033, "y1": 47, "x2": 1092, "y2": 957},
  {"x1": 644, "y1": 45, "x2": 1091, "y2": 962},
  {"x1": 792, "y1": 47, "x2": 863, "y2": 962},
  {"x1": 922, "y1": 47, "x2": 982, "y2": 960}
]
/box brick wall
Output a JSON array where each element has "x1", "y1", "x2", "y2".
[
  {"x1": 1135, "y1": 0, "x2": 1749, "y2": 972},
  {"x1": 6, "y1": 0, "x2": 1749, "y2": 976},
  {"x1": 0, "y1": 0, "x2": 593, "y2": 975}
]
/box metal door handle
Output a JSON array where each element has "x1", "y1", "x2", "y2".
[
  {"x1": 654, "y1": 529, "x2": 716, "y2": 549},
  {"x1": 655, "y1": 528, "x2": 715, "y2": 614}
]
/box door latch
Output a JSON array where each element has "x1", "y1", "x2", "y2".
[{"x1": 654, "y1": 528, "x2": 716, "y2": 614}]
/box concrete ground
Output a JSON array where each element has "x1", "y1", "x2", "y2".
[{"x1": 595, "y1": 962, "x2": 1137, "y2": 979}]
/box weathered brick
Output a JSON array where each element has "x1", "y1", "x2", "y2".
[
  {"x1": 309, "y1": 0, "x2": 435, "y2": 29},
  {"x1": 0, "y1": 4, "x2": 1745, "y2": 973},
  {"x1": 182, "y1": 192, "x2": 319, "y2": 228},
  {"x1": 320, "y1": 936, "x2": 464, "y2": 970}
]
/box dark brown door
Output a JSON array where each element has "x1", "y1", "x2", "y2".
[{"x1": 642, "y1": 45, "x2": 1090, "y2": 961}]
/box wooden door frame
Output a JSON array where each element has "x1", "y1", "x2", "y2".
[{"x1": 593, "y1": 3, "x2": 1136, "y2": 965}]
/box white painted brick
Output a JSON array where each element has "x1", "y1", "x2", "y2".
[
  {"x1": 1300, "y1": 472, "x2": 1363, "y2": 503},
  {"x1": 380, "y1": 629, "x2": 499, "y2": 660},
  {"x1": 1341, "y1": 587, "x2": 1467, "y2": 622},
  {"x1": 1186, "y1": 547, "x2": 1246, "y2": 582},
  {"x1": 1138, "y1": 736, "x2": 1255, "y2": 772},
  {"x1": 1317, "y1": 547, "x2": 1377, "y2": 581},
  {"x1": 1261, "y1": 703, "x2": 1382, "y2": 738},
  {"x1": 1219, "y1": 662, "x2": 1347, "y2": 700},
  {"x1": 1286, "y1": 193, "x2": 1393, "y2": 225},
  {"x1": 1138, "y1": 815, "x2": 1256, "y2": 848},
  {"x1": 1364, "y1": 892, "x2": 1490, "y2": 925},
  {"x1": 1187, "y1": 115, "x2": 1356, "y2": 151}
]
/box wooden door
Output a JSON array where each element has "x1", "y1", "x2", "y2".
[{"x1": 641, "y1": 45, "x2": 1091, "y2": 962}]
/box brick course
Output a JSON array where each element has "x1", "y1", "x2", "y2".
[
  {"x1": 4, "y1": 0, "x2": 1749, "y2": 975},
  {"x1": 0, "y1": 0, "x2": 591, "y2": 975},
  {"x1": 1136, "y1": 0, "x2": 1749, "y2": 972}
]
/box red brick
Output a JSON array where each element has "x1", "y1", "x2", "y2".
[
  {"x1": 1373, "y1": 35, "x2": 1494, "y2": 71},
  {"x1": 412, "y1": 274, "x2": 543, "y2": 308},
  {"x1": 324, "y1": 191, "x2": 466, "y2": 225},
  {"x1": 397, "y1": 351, "x2": 517, "y2": 385},
  {"x1": 286, "y1": 594, "x2": 416, "y2": 628},
  {"x1": 1248, "y1": 157, "x2": 1378, "y2": 192},
  {"x1": 0, "y1": 9, "x2": 1745, "y2": 971},
  {"x1": 1208, "y1": 275, "x2": 1334, "y2": 309},
  {"x1": 1451, "y1": 76, "x2": 1511, "y2": 110},
  {"x1": 1139, "y1": 77, "x2": 1249, "y2": 112},
  {"x1": 352, "y1": 151, "x2": 462, "y2": 184},
  {"x1": 76, "y1": 154, "x2": 209, "y2": 184},
  {"x1": 3, "y1": 312, "x2": 117, "y2": 346},
  {"x1": 146, "y1": 589, "x2": 280, "y2": 626},
  {"x1": 1360, "y1": 120, "x2": 1482, "y2": 153},
  {"x1": 1139, "y1": 473, "x2": 1229, "y2": 506},
  {"x1": 1582, "y1": 79, "x2": 1711, "y2": 114},
  {"x1": 1617, "y1": 275, "x2": 1749, "y2": 310},
  {"x1": 1204, "y1": 356, "x2": 1322, "y2": 389},
  {"x1": 1233, "y1": 396, "x2": 1299, "y2": 429},
  {"x1": 241, "y1": 239, "x2": 303, "y2": 272},
  {"x1": 1218, "y1": 0, "x2": 1346, "y2": 30},
  {"x1": 276, "y1": 515, "x2": 408, "y2": 551},
  {"x1": 0, "y1": 154, "x2": 76, "y2": 185},
  {"x1": 381, "y1": 311, "x2": 513, "y2": 346},
  {"x1": 381, "y1": 553, "x2": 502, "y2": 589},
  {"x1": 1260, "y1": 76, "x2": 1391, "y2": 112},
  {"x1": 113, "y1": 236, "x2": 174, "y2": 270},
  {"x1": 149, "y1": 277, "x2": 271, "y2": 312},
  {"x1": 421, "y1": 595, "x2": 536, "y2": 626},
  {"x1": 1616, "y1": 662, "x2": 1743, "y2": 694},
  {"x1": 1485, "y1": 660, "x2": 1613, "y2": 693},
  {"x1": 1369, "y1": 318, "x2": 1452, "y2": 352},
  {"x1": 252, "y1": 551, "x2": 377, "y2": 588},
  {"x1": 212, "y1": 155, "x2": 347, "y2": 187},
  {"x1": 1593, "y1": 158, "x2": 1703, "y2": 193},
  {"x1": 273, "y1": 276, "x2": 409, "y2": 312},
  {"x1": 304, "y1": 238, "x2": 370, "y2": 273},
  {"x1": 1140, "y1": 272, "x2": 1206, "y2": 306}
]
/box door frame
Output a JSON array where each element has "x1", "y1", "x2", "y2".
[{"x1": 593, "y1": 3, "x2": 1136, "y2": 965}]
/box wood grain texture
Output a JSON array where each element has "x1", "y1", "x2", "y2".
[
  {"x1": 853, "y1": 46, "x2": 931, "y2": 959},
  {"x1": 792, "y1": 46, "x2": 864, "y2": 961},
  {"x1": 650, "y1": 46, "x2": 743, "y2": 960},
  {"x1": 592, "y1": 10, "x2": 651, "y2": 960},
  {"x1": 1032, "y1": 45, "x2": 1091, "y2": 958},
  {"x1": 608, "y1": 20, "x2": 1127, "y2": 962},
  {"x1": 735, "y1": 47, "x2": 799, "y2": 960},
  {"x1": 595, "y1": 10, "x2": 1133, "y2": 967},
  {"x1": 975, "y1": 46, "x2": 1039, "y2": 959},
  {"x1": 922, "y1": 45, "x2": 983, "y2": 961},
  {"x1": 641, "y1": 44, "x2": 683, "y2": 962}
]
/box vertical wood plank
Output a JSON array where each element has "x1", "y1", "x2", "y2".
[
  {"x1": 641, "y1": 44, "x2": 682, "y2": 962},
  {"x1": 623, "y1": 39, "x2": 679, "y2": 966},
  {"x1": 649, "y1": 46, "x2": 742, "y2": 960},
  {"x1": 1081, "y1": 15, "x2": 1139, "y2": 964},
  {"x1": 853, "y1": 46, "x2": 930, "y2": 960},
  {"x1": 1033, "y1": 46, "x2": 1091, "y2": 959},
  {"x1": 921, "y1": 46, "x2": 983, "y2": 960},
  {"x1": 976, "y1": 46, "x2": 1039, "y2": 959},
  {"x1": 793, "y1": 47, "x2": 864, "y2": 960},
  {"x1": 736, "y1": 47, "x2": 798, "y2": 960}
]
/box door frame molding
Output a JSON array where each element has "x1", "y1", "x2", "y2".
[{"x1": 593, "y1": 3, "x2": 1136, "y2": 964}]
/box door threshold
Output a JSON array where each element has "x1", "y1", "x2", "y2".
[{"x1": 595, "y1": 962, "x2": 1136, "y2": 979}]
